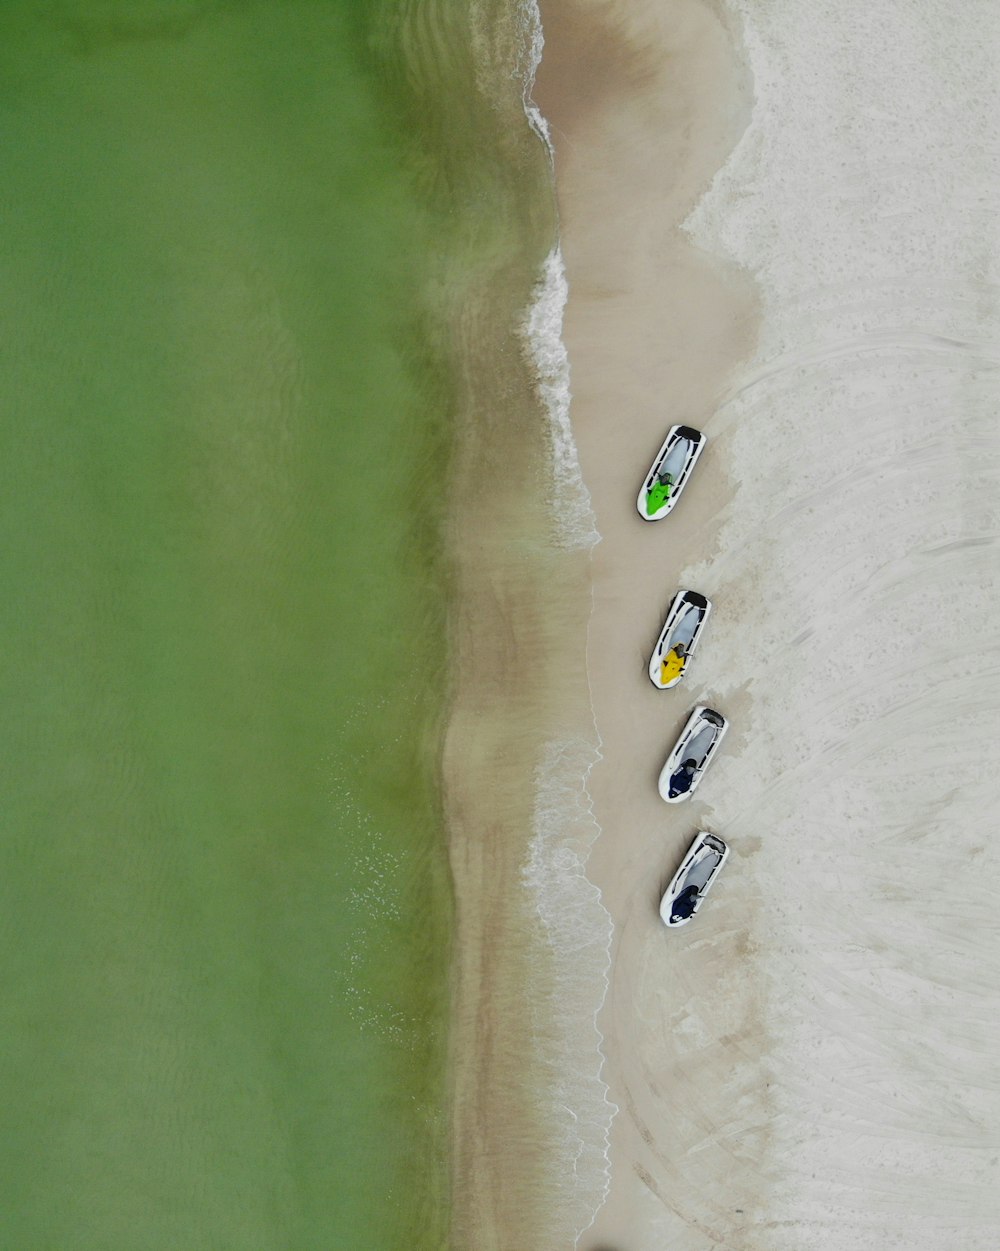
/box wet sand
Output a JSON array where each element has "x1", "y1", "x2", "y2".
[{"x1": 534, "y1": 2, "x2": 761, "y2": 1245}]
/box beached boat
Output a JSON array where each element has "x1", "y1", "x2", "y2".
[
  {"x1": 658, "y1": 705, "x2": 728, "y2": 802},
  {"x1": 636, "y1": 424, "x2": 706, "y2": 520},
  {"x1": 648, "y1": 590, "x2": 711, "y2": 689},
  {"x1": 660, "y1": 831, "x2": 729, "y2": 927}
]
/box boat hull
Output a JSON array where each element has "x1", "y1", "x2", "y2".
[
  {"x1": 658, "y1": 705, "x2": 729, "y2": 803},
  {"x1": 648, "y1": 590, "x2": 711, "y2": 689},
  {"x1": 636, "y1": 424, "x2": 707, "y2": 521},
  {"x1": 660, "y1": 831, "x2": 729, "y2": 926}
]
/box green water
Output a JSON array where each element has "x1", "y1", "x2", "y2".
[{"x1": 0, "y1": 3, "x2": 483, "y2": 1246}]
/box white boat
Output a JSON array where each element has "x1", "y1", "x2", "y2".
[
  {"x1": 660, "y1": 831, "x2": 729, "y2": 927},
  {"x1": 636, "y1": 425, "x2": 706, "y2": 521},
  {"x1": 658, "y1": 706, "x2": 729, "y2": 803},
  {"x1": 648, "y1": 590, "x2": 711, "y2": 689}
]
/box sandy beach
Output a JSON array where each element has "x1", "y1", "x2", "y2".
[
  {"x1": 532, "y1": 0, "x2": 1000, "y2": 1247},
  {"x1": 534, "y1": 2, "x2": 763, "y2": 1244}
]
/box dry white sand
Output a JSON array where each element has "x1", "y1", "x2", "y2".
[{"x1": 535, "y1": 0, "x2": 1000, "y2": 1247}]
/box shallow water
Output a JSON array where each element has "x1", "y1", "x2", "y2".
[{"x1": 0, "y1": 4, "x2": 469, "y2": 1247}]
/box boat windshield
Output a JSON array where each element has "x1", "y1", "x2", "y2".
[
  {"x1": 668, "y1": 605, "x2": 700, "y2": 650},
  {"x1": 684, "y1": 724, "x2": 717, "y2": 766},
  {"x1": 680, "y1": 845, "x2": 722, "y2": 893},
  {"x1": 658, "y1": 438, "x2": 689, "y2": 481}
]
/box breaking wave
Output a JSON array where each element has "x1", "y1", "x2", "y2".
[
  {"x1": 520, "y1": 247, "x2": 601, "y2": 552},
  {"x1": 516, "y1": 0, "x2": 599, "y2": 553}
]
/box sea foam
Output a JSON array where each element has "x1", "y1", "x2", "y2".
[
  {"x1": 515, "y1": 0, "x2": 599, "y2": 554},
  {"x1": 520, "y1": 246, "x2": 602, "y2": 553}
]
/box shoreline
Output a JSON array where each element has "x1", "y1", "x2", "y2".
[
  {"x1": 533, "y1": 0, "x2": 760, "y2": 1245},
  {"x1": 441, "y1": 1, "x2": 760, "y2": 1245},
  {"x1": 437, "y1": 7, "x2": 604, "y2": 1249}
]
